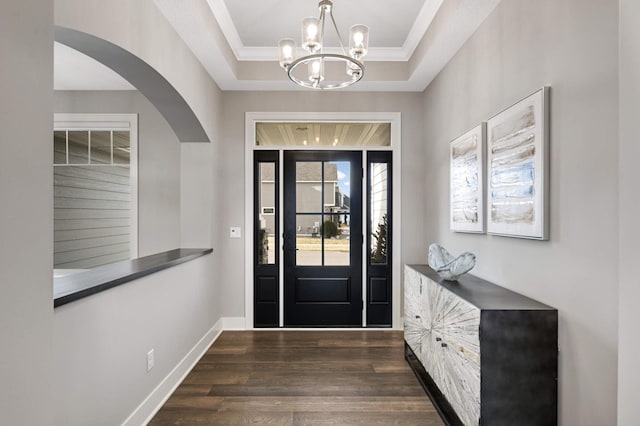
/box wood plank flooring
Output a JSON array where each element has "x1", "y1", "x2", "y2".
[{"x1": 150, "y1": 331, "x2": 443, "y2": 425}]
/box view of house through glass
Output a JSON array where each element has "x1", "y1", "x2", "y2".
[{"x1": 294, "y1": 161, "x2": 351, "y2": 266}]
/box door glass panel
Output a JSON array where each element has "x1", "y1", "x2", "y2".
[
  {"x1": 90, "y1": 131, "x2": 112, "y2": 164},
  {"x1": 296, "y1": 162, "x2": 323, "y2": 212},
  {"x1": 370, "y1": 162, "x2": 388, "y2": 264},
  {"x1": 325, "y1": 219, "x2": 350, "y2": 266},
  {"x1": 323, "y1": 162, "x2": 338, "y2": 209},
  {"x1": 54, "y1": 131, "x2": 67, "y2": 164},
  {"x1": 296, "y1": 214, "x2": 322, "y2": 265},
  {"x1": 259, "y1": 163, "x2": 276, "y2": 265},
  {"x1": 323, "y1": 160, "x2": 351, "y2": 267},
  {"x1": 326, "y1": 161, "x2": 350, "y2": 215},
  {"x1": 67, "y1": 131, "x2": 89, "y2": 164}
]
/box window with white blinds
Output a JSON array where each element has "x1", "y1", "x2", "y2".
[{"x1": 53, "y1": 114, "x2": 138, "y2": 269}]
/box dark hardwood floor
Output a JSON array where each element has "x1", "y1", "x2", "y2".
[{"x1": 150, "y1": 331, "x2": 444, "y2": 425}]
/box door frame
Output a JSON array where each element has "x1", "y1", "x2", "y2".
[{"x1": 244, "y1": 112, "x2": 402, "y2": 329}]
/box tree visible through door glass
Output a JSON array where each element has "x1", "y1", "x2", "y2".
[{"x1": 370, "y1": 162, "x2": 388, "y2": 264}]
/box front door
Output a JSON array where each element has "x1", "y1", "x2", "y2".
[{"x1": 283, "y1": 151, "x2": 363, "y2": 326}]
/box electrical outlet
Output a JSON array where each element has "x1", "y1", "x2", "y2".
[{"x1": 147, "y1": 349, "x2": 155, "y2": 372}]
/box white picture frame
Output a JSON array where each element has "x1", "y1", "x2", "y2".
[
  {"x1": 450, "y1": 123, "x2": 485, "y2": 233},
  {"x1": 486, "y1": 87, "x2": 550, "y2": 240}
]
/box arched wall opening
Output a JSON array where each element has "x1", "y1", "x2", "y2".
[{"x1": 54, "y1": 26, "x2": 210, "y2": 143}]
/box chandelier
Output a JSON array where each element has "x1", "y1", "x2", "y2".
[{"x1": 278, "y1": 0, "x2": 369, "y2": 90}]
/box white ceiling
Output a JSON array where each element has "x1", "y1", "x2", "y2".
[
  {"x1": 226, "y1": 0, "x2": 424, "y2": 48},
  {"x1": 213, "y1": 0, "x2": 440, "y2": 60},
  {"x1": 54, "y1": 0, "x2": 502, "y2": 92}
]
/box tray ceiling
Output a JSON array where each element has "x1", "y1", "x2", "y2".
[{"x1": 55, "y1": 0, "x2": 503, "y2": 92}]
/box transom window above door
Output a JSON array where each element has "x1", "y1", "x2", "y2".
[{"x1": 256, "y1": 122, "x2": 390, "y2": 147}]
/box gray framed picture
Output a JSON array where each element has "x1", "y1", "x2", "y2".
[
  {"x1": 486, "y1": 87, "x2": 550, "y2": 240},
  {"x1": 450, "y1": 123, "x2": 485, "y2": 233}
]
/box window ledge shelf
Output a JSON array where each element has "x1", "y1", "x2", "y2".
[{"x1": 53, "y1": 248, "x2": 213, "y2": 308}]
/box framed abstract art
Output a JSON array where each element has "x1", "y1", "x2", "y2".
[
  {"x1": 450, "y1": 123, "x2": 485, "y2": 233},
  {"x1": 486, "y1": 87, "x2": 550, "y2": 240}
]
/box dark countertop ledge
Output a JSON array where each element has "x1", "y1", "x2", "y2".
[
  {"x1": 407, "y1": 264, "x2": 557, "y2": 311},
  {"x1": 54, "y1": 248, "x2": 213, "y2": 308}
]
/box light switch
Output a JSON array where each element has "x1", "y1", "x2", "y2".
[{"x1": 230, "y1": 227, "x2": 241, "y2": 238}]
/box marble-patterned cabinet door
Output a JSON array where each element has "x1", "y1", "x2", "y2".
[
  {"x1": 403, "y1": 266, "x2": 428, "y2": 356},
  {"x1": 438, "y1": 282, "x2": 481, "y2": 426},
  {"x1": 420, "y1": 277, "x2": 446, "y2": 387},
  {"x1": 404, "y1": 266, "x2": 481, "y2": 426}
]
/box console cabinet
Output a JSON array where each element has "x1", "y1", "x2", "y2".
[{"x1": 404, "y1": 265, "x2": 557, "y2": 426}]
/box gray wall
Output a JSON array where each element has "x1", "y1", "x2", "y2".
[
  {"x1": 0, "y1": 0, "x2": 54, "y2": 424},
  {"x1": 421, "y1": 0, "x2": 618, "y2": 424},
  {"x1": 52, "y1": 91, "x2": 223, "y2": 424},
  {"x1": 217, "y1": 91, "x2": 426, "y2": 319},
  {"x1": 51, "y1": 1, "x2": 224, "y2": 421},
  {"x1": 618, "y1": 0, "x2": 640, "y2": 423},
  {"x1": 53, "y1": 254, "x2": 217, "y2": 426},
  {"x1": 55, "y1": 91, "x2": 181, "y2": 257}
]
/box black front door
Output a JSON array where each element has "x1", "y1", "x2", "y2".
[{"x1": 283, "y1": 151, "x2": 363, "y2": 326}]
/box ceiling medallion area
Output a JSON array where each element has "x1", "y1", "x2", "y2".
[{"x1": 278, "y1": 0, "x2": 369, "y2": 90}]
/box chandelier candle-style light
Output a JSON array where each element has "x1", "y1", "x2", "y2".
[{"x1": 278, "y1": 0, "x2": 369, "y2": 89}]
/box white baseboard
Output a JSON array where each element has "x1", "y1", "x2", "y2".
[
  {"x1": 223, "y1": 316, "x2": 246, "y2": 330},
  {"x1": 122, "y1": 318, "x2": 224, "y2": 426}
]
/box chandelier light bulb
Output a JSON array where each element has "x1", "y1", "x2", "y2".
[
  {"x1": 302, "y1": 17, "x2": 321, "y2": 53},
  {"x1": 353, "y1": 32, "x2": 363, "y2": 46},
  {"x1": 349, "y1": 25, "x2": 369, "y2": 58},
  {"x1": 308, "y1": 59, "x2": 324, "y2": 84},
  {"x1": 307, "y1": 24, "x2": 318, "y2": 39},
  {"x1": 278, "y1": 38, "x2": 296, "y2": 69}
]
